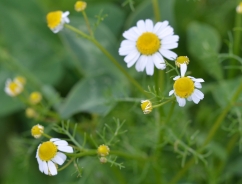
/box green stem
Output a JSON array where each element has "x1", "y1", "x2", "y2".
[
  {"x1": 152, "y1": 0, "x2": 160, "y2": 22},
  {"x1": 65, "y1": 24, "x2": 148, "y2": 97},
  {"x1": 228, "y1": 10, "x2": 242, "y2": 78},
  {"x1": 58, "y1": 157, "x2": 75, "y2": 171},
  {"x1": 169, "y1": 82, "x2": 242, "y2": 184},
  {"x1": 82, "y1": 10, "x2": 94, "y2": 37},
  {"x1": 153, "y1": 97, "x2": 175, "y2": 108}
]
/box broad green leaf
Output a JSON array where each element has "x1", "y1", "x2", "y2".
[{"x1": 187, "y1": 22, "x2": 223, "y2": 80}]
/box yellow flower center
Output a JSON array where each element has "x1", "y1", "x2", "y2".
[
  {"x1": 97, "y1": 145, "x2": 110, "y2": 156},
  {"x1": 75, "y1": 1, "x2": 87, "y2": 12},
  {"x1": 141, "y1": 100, "x2": 152, "y2": 114},
  {"x1": 31, "y1": 125, "x2": 44, "y2": 138},
  {"x1": 29, "y1": 92, "x2": 42, "y2": 104},
  {"x1": 9, "y1": 82, "x2": 20, "y2": 94},
  {"x1": 38, "y1": 141, "x2": 57, "y2": 161},
  {"x1": 46, "y1": 11, "x2": 62, "y2": 29},
  {"x1": 174, "y1": 77, "x2": 194, "y2": 98},
  {"x1": 175, "y1": 56, "x2": 189, "y2": 67},
  {"x1": 15, "y1": 76, "x2": 26, "y2": 85},
  {"x1": 26, "y1": 108, "x2": 37, "y2": 118},
  {"x1": 136, "y1": 32, "x2": 160, "y2": 55}
]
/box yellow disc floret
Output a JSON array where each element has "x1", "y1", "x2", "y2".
[
  {"x1": 175, "y1": 56, "x2": 189, "y2": 67},
  {"x1": 237, "y1": 2, "x2": 242, "y2": 14},
  {"x1": 31, "y1": 124, "x2": 44, "y2": 138},
  {"x1": 39, "y1": 141, "x2": 57, "y2": 161},
  {"x1": 29, "y1": 92, "x2": 42, "y2": 105},
  {"x1": 136, "y1": 32, "x2": 160, "y2": 55},
  {"x1": 75, "y1": 1, "x2": 87, "y2": 12},
  {"x1": 141, "y1": 100, "x2": 152, "y2": 114},
  {"x1": 97, "y1": 144, "x2": 110, "y2": 157},
  {"x1": 174, "y1": 77, "x2": 194, "y2": 98},
  {"x1": 46, "y1": 11, "x2": 62, "y2": 29},
  {"x1": 14, "y1": 76, "x2": 26, "y2": 85}
]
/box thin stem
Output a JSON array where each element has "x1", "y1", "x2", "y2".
[
  {"x1": 153, "y1": 97, "x2": 175, "y2": 108},
  {"x1": 169, "y1": 82, "x2": 242, "y2": 184},
  {"x1": 65, "y1": 24, "x2": 148, "y2": 97},
  {"x1": 58, "y1": 157, "x2": 75, "y2": 171},
  {"x1": 152, "y1": 0, "x2": 160, "y2": 22},
  {"x1": 82, "y1": 10, "x2": 93, "y2": 37}
]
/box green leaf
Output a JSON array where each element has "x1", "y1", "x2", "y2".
[{"x1": 187, "y1": 22, "x2": 223, "y2": 80}]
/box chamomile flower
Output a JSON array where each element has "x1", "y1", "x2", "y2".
[
  {"x1": 75, "y1": 1, "x2": 87, "y2": 12},
  {"x1": 46, "y1": 11, "x2": 70, "y2": 33},
  {"x1": 141, "y1": 100, "x2": 152, "y2": 114},
  {"x1": 119, "y1": 19, "x2": 179, "y2": 75},
  {"x1": 5, "y1": 79, "x2": 23, "y2": 97},
  {"x1": 36, "y1": 138, "x2": 73, "y2": 176},
  {"x1": 97, "y1": 144, "x2": 110, "y2": 157},
  {"x1": 31, "y1": 124, "x2": 44, "y2": 138},
  {"x1": 169, "y1": 64, "x2": 204, "y2": 107},
  {"x1": 29, "y1": 92, "x2": 42, "y2": 105},
  {"x1": 175, "y1": 56, "x2": 189, "y2": 67},
  {"x1": 236, "y1": 2, "x2": 242, "y2": 14}
]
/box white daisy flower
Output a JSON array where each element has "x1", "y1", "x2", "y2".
[
  {"x1": 169, "y1": 64, "x2": 204, "y2": 107},
  {"x1": 36, "y1": 138, "x2": 73, "y2": 176},
  {"x1": 46, "y1": 11, "x2": 70, "y2": 33},
  {"x1": 5, "y1": 79, "x2": 23, "y2": 97},
  {"x1": 119, "y1": 19, "x2": 179, "y2": 75}
]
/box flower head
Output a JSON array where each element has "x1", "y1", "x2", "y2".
[
  {"x1": 36, "y1": 138, "x2": 74, "y2": 176},
  {"x1": 5, "y1": 79, "x2": 23, "y2": 97},
  {"x1": 75, "y1": 1, "x2": 87, "y2": 12},
  {"x1": 14, "y1": 76, "x2": 26, "y2": 86},
  {"x1": 175, "y1": 56, "x2": 189, "y2": 67},
  {"x1": 26, "y1": 108, "x2": 38, "y2": 118},
  {"x1": 141, "y1": 100, "x2": 152, "y2": 114},
  {"x1": 119, "y1": 19, "x2": 179, "y2": 75},
  {"x1": 236, "y1": 2, "x2": 242, "y2": 14},
  {"x1": 97, "y1": 144, "x2": 110, "y2": 157},
  {"x1": 31, "y1": 124, "x2": 44, "y2": 138},
  {"x1": 29, "y1": 92, "x2": 42, "y2": 105},
  {"x1": 169, "y1": 64, "x2": 204, "y2": 107},
  {"x1": 46, "y1": 11, "x2": 70, "y2": 33}
]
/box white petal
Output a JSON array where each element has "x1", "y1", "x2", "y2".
[
  {"x1": 42, "y1": 161, "x2": 49, "y2": 175},
  {"x1": 194, "y1": 89, "x2": 204, "y2": 99},
  {"x1": 50, "y1": 138, "x2": 60, "y2": 142},
  {"x1": 169, "y1": 90, "x2": 174, "y2": 96},
  {"x1": 124, "y1": 50, "x2": 140, "y2": 64},
  {"x1": 187, "y1": 96, "x2": 192, "y2": 101},
  {"x1": 176, "y1": 96, "x2": 186, "y2": 107},
  {"x1": 127, "y1": 53, "x2": 140, "y2": 68},
  {"x1": 145, "y1": 19, "x2": 153, "y2": 32},
  {"x1": 158, "y1": 26, "x2": 174, "y2": 39},
  {"x1": 58, "y1": 145, "x2": 74, "y2": 153},
  {"x1": 159, "y1": 49, "x2": 177, "y2": 60},
  {"x1": 191, "y1": 93, "x2": 200, "y2": 104},
  {"x1": 161, "y1": 35, "x2": 179, "y2": 44},
  {"x1": 180, "y1": 64, "x2": 187, "y2": 77},
  {"x1": 52, "y1": 152, "x2": 66, "y2": 165},
  {"x1": 54, "y1": 140, "x2": 68, "y2": 146},
  {"x1": 64, "y1": 17, "x2": 70, "y2": 24},
  {"x1": 137, "y1": 20, "x2": 146, "y2": 32},
  {"x1": 119, "y1": 47, "x2": 136, "y2": 56},
  {"x1": 56, "y1": 152, "x2": 67, "y2": 161},
  {"x1": 152, "y1": 53, "x2": 166, "y2": 70},
  {"x1": 161, "y1": 43, "x2": 178, "y2": 50},
  {"x1": 193, "y1": 78, "x2": 205, "y2": 83},
  {"x1": 48, "y1": 161, "x2": 57, "y2": 176},
  {"x1": 194, "y1": 82, "x2": 202, "y2": 88},
  {"x1": 146, "y1": 57, "x2": 154, "y2": 75},
  {"x1": 153, "y1": 21, "x2": 169, "y2": 34},
  {"x1": 38, "y1": 159, "x2": 44, "y2": 173},
  {"x1": 120, "y1": 40, "x2": 135, "y2": 47},
  {"x1": 135, "y1": 55, "x2": 147, "y2": 72},
  {"x1": 123, "y1": 28, "x2": 139, "y2": 41},
  {"x1": 62, "y1": 11, "x2": 70, "y2": 17},
  {"x1": 173, "y1": 76, "x2": 180, "y2": 80}
]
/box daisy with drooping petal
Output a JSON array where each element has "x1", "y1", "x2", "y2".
[
  {"x1": 119, "y1": 19, "x2": 179, "y2": 75},
  {"x1": 5, "y1": 79, "x2": 23, "y2": 97},
  {"x1": 169, "y1": 64, "x2": 204, "y2": 107},
  {"x1": 36, "y1": 138, "x2": 73, "y2": 176},
  {"x1": 46, "y1": 11, "x2": 70, "y2": 33}
]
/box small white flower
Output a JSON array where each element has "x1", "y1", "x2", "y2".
[
  {"x1": 36, "y1": 138, "x2": 73, "y2": 176},
  {"x1": 5, "y1": 79, "x2": 23, "y2": 97},
  {"x1": 119, "y1": 19, "x2": 179, "y2": 75},
  {"x1": 46, "y1": 11, "x2": 70, "y2": 33},
  {"x1": 169, "y1": 64, "x2": 204, "y2": 107}
]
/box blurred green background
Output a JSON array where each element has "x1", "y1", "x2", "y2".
[{"x1": 1, "y1": 0, "x2": 242, "y2": 183}]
